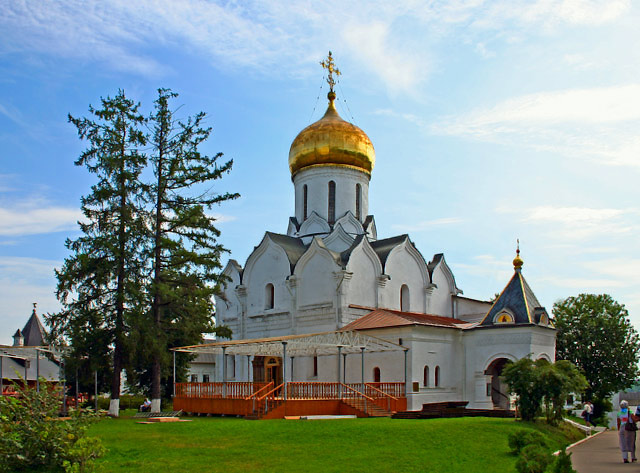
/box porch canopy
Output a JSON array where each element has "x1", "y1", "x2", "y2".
[{"x1": 172, "y1": 330, "x2": 406, "y2": 357}]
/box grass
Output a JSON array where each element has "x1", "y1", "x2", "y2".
[{"x1": 87, "y1": 415, "x2": 585, "y2": 473}]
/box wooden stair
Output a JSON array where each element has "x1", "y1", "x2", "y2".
[{"x1": 342, "y1": 398, "x2": 392, "y2": 417}]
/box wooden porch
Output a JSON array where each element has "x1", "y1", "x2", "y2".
[{"x1": 173, "y1": 381, "x2": 407, "y2": 419}]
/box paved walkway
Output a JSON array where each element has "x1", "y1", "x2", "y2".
[{"x1": 570, "y1": 430, "x2": 640, "y2": 472}]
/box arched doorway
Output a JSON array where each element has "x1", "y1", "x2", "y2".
[
  {"x1": 485, "y1": 358, "x2": 510, "y2": 410},
  {"x1": 373, "y1": 367, "x2": 381, "y2": 383},
  {"x1": 252, "y1": 356, "x2": 282, "y2": 386}
]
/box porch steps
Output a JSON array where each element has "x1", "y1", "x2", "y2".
[
  {"x1": 342, "y1": 398, "x2": 392, "y2": 417},
  {"x1": 392, "y1": 401, "x2": 515, "y2": 419}
]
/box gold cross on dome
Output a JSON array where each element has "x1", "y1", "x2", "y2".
[{"x1": 320, "y1": 51, "x2": 341, "y2": 93}]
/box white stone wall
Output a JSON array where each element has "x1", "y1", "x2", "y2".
[
  {"x1": 456, "y1": 296, "x2": 492, "y2": 323},
  {"x1": 462, "y1": 326, "x2": 557, "y2": 409},
  {"x1": 243, "y1": 239, "x2": 293, "y2": 319},
  {"x1": 429, "y1": 264, "x2": 455, "y2": 316},
  {"x1": 382, "y1": 242, "x2": 428, "y2": 312},
  {"x1": 293, "y1": 167, "x2": 370, "y2": 227},
  {"x1": 344, "y1": 241, "x2": 380, "y2": 310}
]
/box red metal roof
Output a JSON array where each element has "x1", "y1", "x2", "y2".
[{"x1": 342, "y1": 307, "x2": 469, "y2": 331}]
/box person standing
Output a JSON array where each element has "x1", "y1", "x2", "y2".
[
  {"x1": 617, "y1": 400, "x2": 638, "y2": 463},
  {"x1": 584, "y1": 401, "x2": 594, "y2": 427}
]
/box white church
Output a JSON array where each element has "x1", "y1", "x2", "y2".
[{"x1": 178, "y1": 55, "x2": 556, "y2": 416}]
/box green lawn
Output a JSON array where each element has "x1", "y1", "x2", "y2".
[{"x1": 88, "y1": 415, "x2": 585, "y2": 473}]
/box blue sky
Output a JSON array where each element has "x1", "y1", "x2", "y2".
[{"x1": 1, "y1": 0, "x2": 639, "y2": 344}]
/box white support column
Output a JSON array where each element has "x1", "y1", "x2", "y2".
[
  {"x1": 337, "y1": 346, "x2": 342, "y2": 398},
  {"x1": 360, "y1": 346, "x2": 367, "y2": 413},
  {"x1": 282, "y1": 342, "x2": 288, "y2": 401},
  {"x1": 342, "y1": 353, "x2": 347, "y2": 383},
  {"x1": 404, "y1": 349, "x2": 409, "y2": 397}
]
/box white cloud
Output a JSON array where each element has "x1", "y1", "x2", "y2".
[
  {"x1": 392, "y1": 217, "x2": 462, "y2": 232},
  {"x1": 433, "y1": 85, "x2": 640, "y2": 168},
  {"x1": 538, "y1": 275, "x2": 625, "y2": 289},
  {"x1": 0, "y1": 256, "x2": 61, "y2": 344},
  {"x1": 497, "y1": 205, "x2": 638, "y2": 239},
  {"x1": 206, "y1": 213, "x2": 237, "y2": 224},
  {"x1": 0, "y1": 202, "x2": 81, "y2": 236},
  {"x1": 437, "y1": 85, "x2": 640, "y2": 128},
  {"x1": 453, "y1": 253, "x2": 514, "y2": 289},
  {"x1": 0, "y1": 0, "x2": 629, "y2": 94}
]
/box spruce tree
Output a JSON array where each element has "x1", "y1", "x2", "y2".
[
  {"x1": 139, "y1": 88, "x2": 238, "y2": 411},
  {"x1": 48, "y1": 90, "x2": 147, "y2": 417}
]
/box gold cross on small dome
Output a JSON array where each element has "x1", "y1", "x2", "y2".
[{"x1": 320, "y1": 51, "x2": 341, "y2": 93}]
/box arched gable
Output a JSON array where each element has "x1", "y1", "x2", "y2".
[
  {"x1": 287, "y1": 217, "x2": 300, "y2": 237},
  {"x1": 334, "y1": 211, "x2": 365, "y2": 236},
  {"x1": 243, "y1": 234, "x2": 295, "y2": 316},
  {"x1": 429, "y1": 255, "x2": 461, "y2": 317},
  {"x1": 363, "y1": 215, "x2": 377, "y2": 240},
  {"x1": 429, "y1": 255, "x2": 459, "y2": 293},
  {"x1": 323, "y1": 223, "x2": 355, "y2": 253},
  {"x1": 215, "y1": 259, "x2": 243, "y2": 322},
  {"x1": 383, "y1": 238, "x2": 429, "y2": 312},
  {"x1": 298, "y1": 211, "x2": 331, "y2": 242},
  {"x1": 294, "y1": 237, "x2": 341, "y2": 308},
  {"x1": 344, "y1": 237, "x2": 382, "y2": 308}
]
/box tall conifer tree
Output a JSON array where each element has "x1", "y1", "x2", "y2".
[
  {"x1": 140, "y1": 89, "x2": 238, "y2": 411},
  {"x1": 49, "y1": 90, "x2": 147, "y2": 417}
]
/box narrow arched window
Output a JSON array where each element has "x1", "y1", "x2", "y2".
[
  {"x1": 401, "y1": 284, "x2": 410, "y2": 312},
  {"x1": 355, "y1": 183, "x2": 361, "y2": 220},
  {"x1": 435, "y1": 366, "x2": 440, "y2": 387},
  {"x1": 265, "y1": 283, "x2": 274, "y2": 309},
  {"x1": 423, "y1": 366, "x2": 429, "y2": 387},
  {"x1": 328, "y1": 180, "x2": 336, "y2": 225},
  {"x1": 303, "y1": 184, "x2": 308, "y2": 221},
  {"x1": 313, "y1": 356, "x2": 318, "y2": 377},
  {"x1": 373, "y1": 367, "x2": 381, "y2": 383}
]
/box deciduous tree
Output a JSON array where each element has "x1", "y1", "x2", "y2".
[{"x1": 554, "y1": 294, "x2": 639, "y2": 402}]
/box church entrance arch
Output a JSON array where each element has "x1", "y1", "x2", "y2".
[
  {"x1": 485, "y1": 358, "x2": 511, "y2": 410},
  {"x1": 252, "y1": 356, "x2": 283, "y2": 386}
]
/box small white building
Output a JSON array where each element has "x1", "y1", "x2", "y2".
[{"x1": 209, "y1": 77, "x2": 555, "y2": 412}]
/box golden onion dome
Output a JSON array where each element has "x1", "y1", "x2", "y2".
[
  {"x1": 289, "y1": 92, "x2": 375, "y2": 177},
  {"x1": 513, "y1": 247, "x2": 523, "y2": 270}
]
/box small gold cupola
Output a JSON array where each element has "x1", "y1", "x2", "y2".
[
  {"x1": 288, "y1": 52, "x2": 375, "y2": 178},
  {"x1": 513, "y1": 239, "x2": 524, "y2": 271}
]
